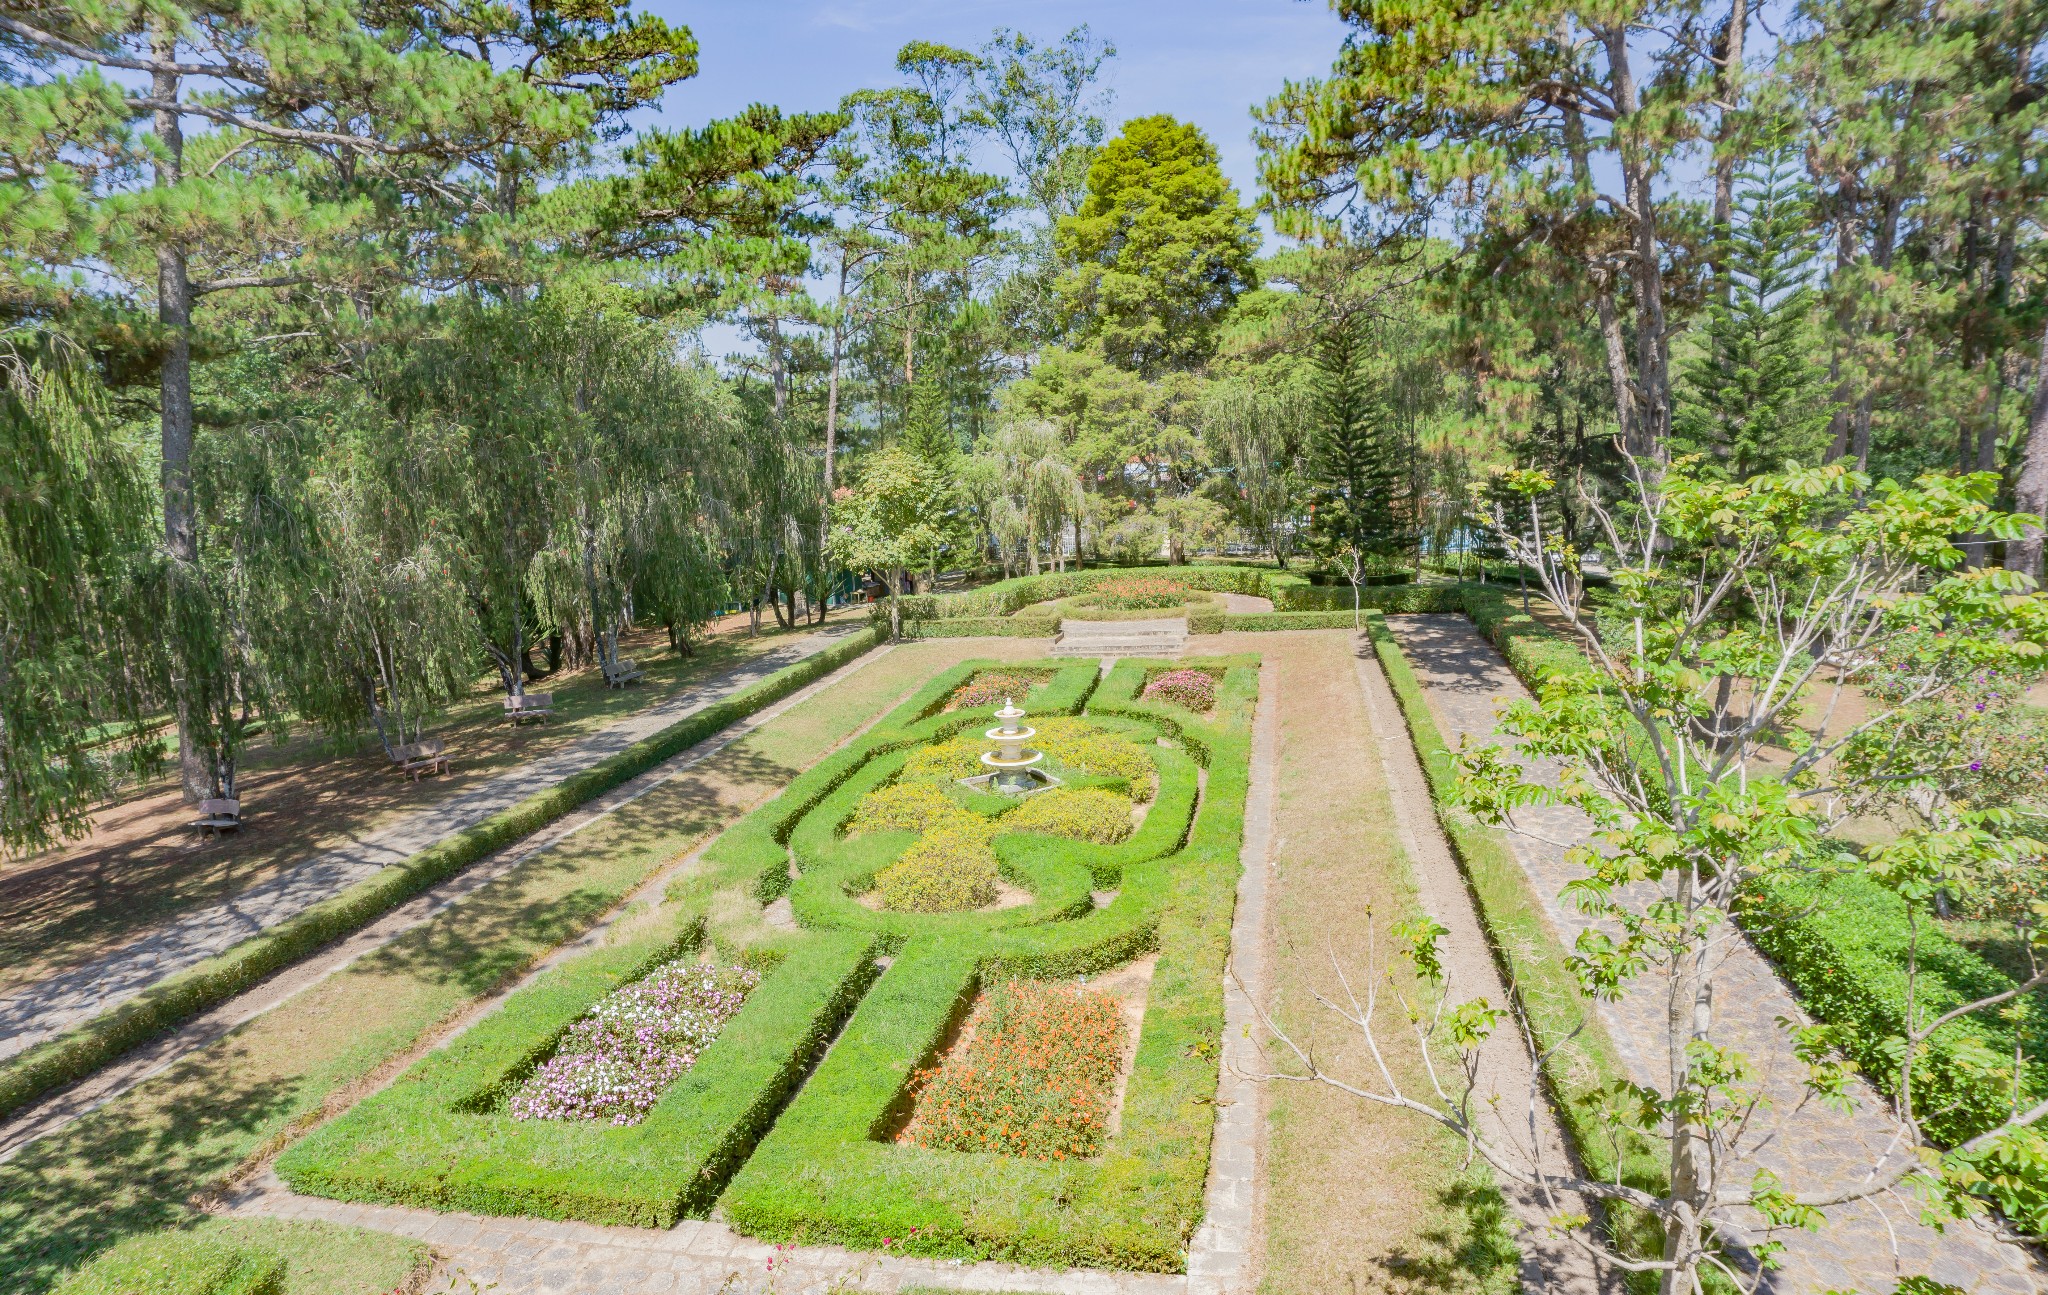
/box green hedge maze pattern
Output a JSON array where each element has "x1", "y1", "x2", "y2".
[{"x1": 280, "y1": 655, "x2": 1259, "y2": 1272}]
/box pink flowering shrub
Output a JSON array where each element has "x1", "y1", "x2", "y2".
[
  {"x1": 509, "y1": 960, "x2": 758, "y2": 1125},
  {"x1": 1142, "y1": 668, "x2": 1217, "y2": 713},
  {"x1": 949, "y1": 669, "x2": 1053, "y2": 710}
]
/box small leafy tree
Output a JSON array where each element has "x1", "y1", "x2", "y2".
[
  {"x1": 828, "y1": 449, "x2": 954, "y2": 641},
  {"x1": 1255, "y1": 458, "x2": 2048, "y2": 1292}
]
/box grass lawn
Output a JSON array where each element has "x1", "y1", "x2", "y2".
[
  {"x1": 0, "y1": 613, "x2": 863, "y2": 997},
  {"x1": 1211, "y1": 629, "x2": 1518, "y2": 1295},
  {"x1": 0, "y1": 638, "x2": 1037, "y2": 1293}
]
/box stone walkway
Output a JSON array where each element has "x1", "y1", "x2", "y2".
[
  {"x1": 1388, "y1": 613, "x2": 2042, "y2": 1295},
  {"x1": 222, "y1": 648, "x2": 1272, "y2": 1294},
  {"x1": 0, "y1": 626, "x2": 864, "y2": 1062}
]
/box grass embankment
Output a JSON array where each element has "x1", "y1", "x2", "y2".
[
  {"x1": 1251, "y1": 630, "x2": 1518, "y2": 1295},
  {"x1": 0, "y1": 617, "x2": 859, "y2": 997},
  {"x1": 0, "y1": 639, "x2": 1026, "y2": 1293},
  {"x1": 1363, "y1": 610, "x2": 1668, "y2": 1275}
]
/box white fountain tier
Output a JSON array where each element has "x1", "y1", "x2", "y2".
[{"x1": 965, "y1": 698, "x2": 1060, "y2": 796}]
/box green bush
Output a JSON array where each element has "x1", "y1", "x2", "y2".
[
  {"x1": 53, "y1": 1231, "x2": 285, "y2": 1295},
  {"x1": 1000, "y1": 788, "x2": 1134, "y2": 845},
  {"x1": 1737, "y1": 873, "x2": 2048, "y2": 1149},
  {"x1": 876, "y1": 823, "x2": 1002, "y2": 912},
  {"x1": 0, "y1": 627, "x2": 882, "y2": 1123}
]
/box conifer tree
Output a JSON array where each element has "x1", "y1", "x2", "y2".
[
  {"x1": 1674, "y1": 145, "x2": 1838, "y2": 476},
  {"x1": 1304, "y1": 316, "x2": 1413, "y2": 623}
]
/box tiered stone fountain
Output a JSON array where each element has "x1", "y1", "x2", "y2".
[{"x1": 972, "y1": 698, "x2": 1057, "y2": 795}]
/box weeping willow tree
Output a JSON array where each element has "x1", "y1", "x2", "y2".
[
  {"x1": 0, "y1": 329, "x2": 159, "y2": 852},
  {"x1": 972, "y1": 417, "x2": 1082, "y2": 575},
  {"x1": 1203, "y1": 362, "x2": 1315, "y2": 565}
]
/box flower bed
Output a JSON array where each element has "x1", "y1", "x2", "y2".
[
  {"x1": 1002, "y1": 788, "x2": 1133, "y2": 844},
  {"x1": 1141, "y1": 668, "x2": 1218, "y2": 713},
  {"x1": 904, "y1": 978, "x2": 1126, "y2": 1161},
  {"x1": 510, "y1": 960, "x2": 759, "y2": 1125},
  {"x1": 1085, "y1": 577, "x2": 1187, "y2": 611},
  {"x1": 876, "y1": 821, "x2": 1002, "y2": 912},
  {"x1": 949, "y1": 669, "x2": 1054, "y2": 710}
]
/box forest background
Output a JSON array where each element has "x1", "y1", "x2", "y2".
[{"x1": 7, "y1": 0, "x2": 2048, "y2": 867}]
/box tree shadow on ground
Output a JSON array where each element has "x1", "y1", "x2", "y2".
[{"x1": 0, "y1": 1047, "x2": 302, "y2": 1291}]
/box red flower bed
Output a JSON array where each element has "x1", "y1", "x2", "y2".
[
  {"x1": 1142, "y1": 667, "x2": 1217, "y2": 712},
  {"x1": 949, "y1": 670, "x2": 1050, "y2": 710},
  {"x1": 904, "y1": 978, "x2": 1125, "y2": 1161},
  {"x1": 1088, "y1": 577, "x2": 1186, "y2": 611}
]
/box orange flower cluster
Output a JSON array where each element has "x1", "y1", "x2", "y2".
[{"x1": 905, "y1": 978, "x2": 1126, "y2": 1161}]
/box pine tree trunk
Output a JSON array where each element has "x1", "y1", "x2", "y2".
[{"x1": 2009, "y1": 321, "x2": 2048, "y2": 581}]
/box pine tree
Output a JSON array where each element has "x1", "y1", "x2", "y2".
[
  {"x1": 1675, "y1": 145, "x2": 1838, "y2": 477},
  {"x1": 1304, "y1": 316, "x2": 1413, "y2": 620}
]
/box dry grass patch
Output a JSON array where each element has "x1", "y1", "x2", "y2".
[{"x1": 1212, "y1": 630, "x2": 1516, "y2": 1295}]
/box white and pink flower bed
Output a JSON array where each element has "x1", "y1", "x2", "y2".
[{"x1": 509, "y1": 960, "x2": 758, "y2": 1126}]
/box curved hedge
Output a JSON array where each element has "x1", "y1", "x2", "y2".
[{"x1": 52, "y1": 1232, "x2": 285, "y2": 1295}]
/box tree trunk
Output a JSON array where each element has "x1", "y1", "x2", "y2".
[
  {"x1": 580, "y1": 500, "x2": 611, "y2": 676},
  {"x1": 888, "y1": 566, "x2": 904, "y2": 642},
  {"x1": 2008, "y1": 321, "x2": 2048, "y2": 581},
  {"x1": 1606, "y1": 25, "x2": 1671, "y2": 465},
  {"x1": 152, "y1": 35, "x2": 211, "y2": 806}
]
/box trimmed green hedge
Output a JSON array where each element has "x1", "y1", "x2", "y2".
[
  {"x1": 0, "y1": 627, "x2": 881, "y2": 1123},
  {"x1": 53, "y1": 1231, "x2": 285, "y2": 1295},
  {"x1": 718, "y1": 655, "x2": 1257, "y2": 1270},
  {"x1": 1364, "y1": 611, "x2": 1666, "y2": 1264},
  {"x1": 1739, "y1": 875, "x2": 2048, "y2": 1149},
  {"x1": 276, "y1": 918, "x2": 881, "y2": 1226}
]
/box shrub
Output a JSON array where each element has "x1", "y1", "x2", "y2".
[
  {"x1": 949, "y1": 670, "x2": 1054, "y2": 709},
  {"x1": 1141, "y1": 668, "x2": 1217, "y2": 713},
  {"x1": 876, "y1": 822, "x2": 1001, "y2": 912},
  {"x1": 848, "y1": 781, "x2": 962, "y2": 835},
  {"x1": 904, "y1": 978, "x2": 1126, "y2": 1161},
  {"x1": 53, "y1": 1231, "x2": 285, "y2": 1295},
  {"x1": 509, "y1": 961, "x2": 759, "y2": 1126},
  {"x1": 1087, "y1": 577, "x2": 1186, "y2": 611},
  {"x1": 1001, "y1": 788, "x2": 1134, "y2": 845}
]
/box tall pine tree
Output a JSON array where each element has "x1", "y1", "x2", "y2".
[
  {"x1": 1305, "y1": 316, "x2": 1413, "y2": 622},
  {"x1": 1675, "y1": 145, "x2": 1838, "y2": 477}
]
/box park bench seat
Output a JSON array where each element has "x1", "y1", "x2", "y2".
[
  {"x1": 192, "y1": 797, "x2": 241, "y2": 837},
  {"x1": 391, "y1": 737, "x2": 450, "y2": 781},
  {"x1": 603, "y1": 657, "x2": 645, "y2": 688},
  {"x1": 503, "y1": 691, "x2": 554, "y2": 724}
]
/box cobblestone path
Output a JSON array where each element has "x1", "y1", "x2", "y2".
[
  {"x1": 1388, "y1": 613, "x2": 2041, "y2": 1295},
  {"x1": 0, "y1": 626, "x2": 864, "y2": 1061}
]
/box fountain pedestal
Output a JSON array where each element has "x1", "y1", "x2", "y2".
[{"x1": 965, "y1": 698, "x2": 1058, "y2": 796}]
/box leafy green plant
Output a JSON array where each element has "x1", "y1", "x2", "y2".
[
  {"x1": 1001, "y1": 788, "x2": 1133, "y2": 845},
  {"x1": 876, "y1": 823, "x2": 1002, "y2": 913}
]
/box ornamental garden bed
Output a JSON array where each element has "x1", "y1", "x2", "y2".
[{"x1": 277, "y1": 653, "x2": 1259, "y2": 1272}]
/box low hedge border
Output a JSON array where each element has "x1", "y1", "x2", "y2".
[
  {"x1": 1363, "y1": 610, "x2": 1667, "y2": 1265},
  {"x1": 716, "y1": 655, "x2": 1260, "y2": 1270},
  {"x1": 275, "y1": 916, "x2": 882, "y2": 1226},
  {"x1": 52, "y1": 1231, "x2": 285, "y2": 1295},
  {"x1": 0, "y1": 627, "x2": 882, "y2": 1123}
]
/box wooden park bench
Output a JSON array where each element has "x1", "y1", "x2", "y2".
[
  {"x1": 503, "y1": 691, "x2": 554, "y2": 725},
  {"x1": 603, "y1": 657, "x2": 645, "y2": 689},
  {"x1": 192, "y1": 797, "x2": 241, "y2": 837},
  {"x1": 390, "y1": 737, "x2": 450, "y2": 781}
]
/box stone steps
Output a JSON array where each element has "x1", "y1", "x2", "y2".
[{"x1": 1050, "y1": 617, "x2": 1188, "y2": 659}]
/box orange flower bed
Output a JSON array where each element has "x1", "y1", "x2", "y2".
[{"x1": 903, "y1": 978, "x2": 1125, "y2": 1161}]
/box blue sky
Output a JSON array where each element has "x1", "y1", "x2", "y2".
[{"x1": 632, "y1": 0, "x2": 1352, "y2": 210}]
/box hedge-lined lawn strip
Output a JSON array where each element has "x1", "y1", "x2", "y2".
[
  {"x1": 1239, "y1": 630, "x2": 1519, "y2": 1295},
  {"x1": 0, "y1": 640, "x2": 1009, "y2": 1293}
]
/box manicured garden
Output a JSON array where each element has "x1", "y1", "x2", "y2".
[{"x1": 274, "y1": 653, "x2": 1260, "y2": 1270}]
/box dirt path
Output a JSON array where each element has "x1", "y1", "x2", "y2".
[
  {"x1": 0, "y1": 625, "x2": 865, "y2": 1062},
  {"x1": 1388, "y1": 613, "x2": 2041, "y2": 1295}
]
